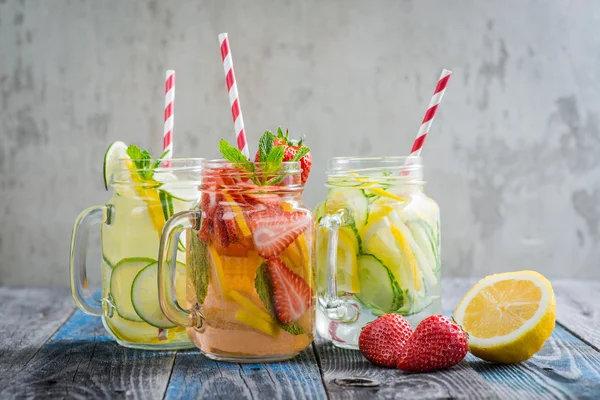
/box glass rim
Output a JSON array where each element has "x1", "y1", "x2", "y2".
[{"x1": 326, "y1": 156, "x2": 424, "y2": 186}]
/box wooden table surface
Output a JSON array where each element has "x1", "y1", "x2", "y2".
[{"x1": 1, "y1": 278, "x2": 599, "y2": 399}]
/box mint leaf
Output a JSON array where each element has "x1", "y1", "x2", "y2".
[
  {"x1": 258, "y1": 131, "x2": 275, "y2": 162},
  {"x1": 219, "y1": 139, "x2": 254, "y2": 172},
  {"x1": 277, "y1": 127, "x2": 285, "y2": 139},
  {"x1": 189, "y1": 229, "x2": 209, "y2": 304},
  {"x1": 292, "y1": 146, "x2": 310, "y2": 161},
  {"x1": 254, "y1": 263, "x2": 306, "y2": 336},
  {"x1": 126, "y1": 144, "x2": 154, "y2": 180},
  {"x1": 264, "y1": 145, "x2": 284, "y2": 173}
]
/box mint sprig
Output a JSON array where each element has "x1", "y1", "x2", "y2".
[
  {"x1": 258, "y1": 130, "x2": 275, "y2": 162},
  {"x1": 125, "y1": 144, "x2": 175, "y2": 222},
  {"x1": 219, "y1": 128, "x2": 309, "y2": 186},
  {"x1": 126, "y1": 144, "x2": 154, "y2": 180}
]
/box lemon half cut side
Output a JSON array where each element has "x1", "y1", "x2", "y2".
[{"x1": 453, "y1": 270, "x2": 556, "y2": 364}]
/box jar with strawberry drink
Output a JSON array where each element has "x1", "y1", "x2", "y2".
[
  {"x1": 315, "y1": 156, "x2": 441, "y2": 349},
  {"x1": 158, "y1": 131, "x2": 315, "y2": 362}
]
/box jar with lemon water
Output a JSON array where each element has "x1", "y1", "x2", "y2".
[{"x1": 315, "y1": 157, "x2": 441, "y2": 349}]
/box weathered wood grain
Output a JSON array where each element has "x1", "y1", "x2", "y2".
[
  {"x1": 164, "y1": 347, "x2": 327, "y2": 399},
  {"x1": 314, "y1": 333, "x2": 507, "y2": 400},
  {"x1": 553, "y1": 280, "x2": 600, "y2": 350},
  {"x1": 0, "y1": 310, "x2": 176, "y2": 399},
  {"x1": 0, "y1": 287, "x2": 75, "y2": 386},
  {"x1": 314, "y1": 278, "x2": 600, "y2": 400}
]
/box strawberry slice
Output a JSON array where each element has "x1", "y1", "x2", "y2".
[
  {"x1": 248, "y1": 209, "x2": 311, "y2": 258},
  {"x1": 198, "y1": 192, "x2": 217, "y2": 242},
  {"x1": 212, "y1": 205, "x2": 230, "y2": 248},
  {"x1": 267, "y1": 257, "x2": 311, "y2": 324},
  {"x1": 244, "y1": 193, "x2": 281, "y2": 208}
]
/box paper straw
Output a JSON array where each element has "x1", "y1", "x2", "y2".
[
  {"x1": 163, "y1": 70, "x2": 175, "y2": 167},
  {"x1": 219, "y1": 33, "x2": 249, "y2": 158},
  {"x1": 409, "y1": 69, "x2": 452, "y2": 156}
]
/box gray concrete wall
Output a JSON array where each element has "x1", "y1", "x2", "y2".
[{"x1": 1, "y1": 0, "x2": 599, "y2": 286}]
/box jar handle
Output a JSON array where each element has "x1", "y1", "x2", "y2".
[
  {"x1": 158, "y1": 210, "x2": 204, "y2": 329},
  {"x1": 69, "y1": 205, "x2": 108, "y2": 316},
  {"x1": 318, "y1": 210, "x2": 359, "y2": 323}
]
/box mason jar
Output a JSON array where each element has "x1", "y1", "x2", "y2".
[
  {"x1": 158, "y1": 160, "x2": 316, "y2": 362},
  {"x1": 315, "y1": 156, "x2": 441, "y2": 349},
  {"x1": 70, "y1": 157, "x2": 202, "y2": 349}
]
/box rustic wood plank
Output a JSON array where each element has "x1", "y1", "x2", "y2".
[
  {"x1": 0, "y1": 310, "x2": 176, "y2": 399},
  {"x1": 469, "y1": 324, "x2": 600, "y2": 399},
  {"x1": 553, "y1": 280, "x2": 600, "y2": 350},
  {"x1": 0, "y1": 287, "x2": 75, "y2": 387},
  {"x1": 314, "y1": 278, "x2": 600, "y2": 400},
  {"x1": 164, "y1": 347, "x2": 327, "y2": 399}
]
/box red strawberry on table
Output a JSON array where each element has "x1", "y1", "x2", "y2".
[
  {"x1": 358, "y1": 314, "x2": 413, "y2": 368},
  {"x1": 248, "y1": 208, "x2": 311, "y2": 258},
  {"x1": 267, "y1": 257, "x2": 311, "y2": 324},
  {"x1": 396, "y1": 314, "x2": 469, "y2": 372}
]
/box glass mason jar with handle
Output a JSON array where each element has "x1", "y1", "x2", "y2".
[
  {"x1": 159, "y1": 160, "x2": 315, "y2": 362},
  {"x1": 70, "y1": 157, "x2": 202, "y2": 350},
  {"x1": 315, "y1": 156, "x2": 441, "y2": 349}
]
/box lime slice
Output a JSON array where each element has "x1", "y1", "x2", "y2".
[
  {"x1": 103, "y1": 141, "x2": 129, "y2": 190},
  {"x1": 131, "y1": 261, "x2": 187, "y2": 329},
  {"x1": 110, "y1": 257, "x2": 156, "y2": 322}
]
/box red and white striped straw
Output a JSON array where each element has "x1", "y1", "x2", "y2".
[
  {"x1": 409, "y1": 69, "x2": 452, "y2": 157},
  {"x1": 163, "y1": 69, "x2": 175, "y2": 167},
  {"x1": 219, "y1": 33, "x2": 249, "y2": 158}
]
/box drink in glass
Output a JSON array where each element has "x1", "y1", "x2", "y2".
[
  {"x1": 159, "y1": 159, "x2": 315, "y2": 362},
  {"x1": 315, "y1": 156, "x2": 441, "y2": 349},
  {"x1": 70, "y1": 142, "x2": 201, "y2": 349}
]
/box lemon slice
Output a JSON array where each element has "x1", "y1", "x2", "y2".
[{"x1": 453, "y1": 270, "x2": 556, "y2": 363}]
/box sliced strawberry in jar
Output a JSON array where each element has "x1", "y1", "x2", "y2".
[
  {"x1": 267, "y1": 257, "x2": 311, "y2": 324},
  {"x1": 213, "y1": 205, "x2": 230, "y2": 249},
  {"x1": 244, "y1": 193, "x2": 281, "y2": 208},
  {"x1": 248, "y1": 209, "x2": 311, "y2": 259},
  {"x1": 221, "y1": 201, "x2": 241, "y2": 244},
  {"x1": 198, "y1": 192, "x2": 217, "y2": 243}
]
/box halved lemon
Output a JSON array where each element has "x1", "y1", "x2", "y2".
[{"x1": 454, "y1": 270, "x2": 556, "y2": 363}]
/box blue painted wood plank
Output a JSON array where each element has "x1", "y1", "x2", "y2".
[
  {"x1": 468, "y1": 323, "x2": 600, "y2": 399},
  {"x1": 164, "y1": 347, "x2": 327, "y2": 400},
  {"x1": 0, "y1": 310, "x2": 176, "y2": 399}
]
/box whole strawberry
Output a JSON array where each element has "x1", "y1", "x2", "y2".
[
  {"x1": 397, "y1": 314, "x2": 468, "y2": 372},
  {"x1": 358, "y1": 314, "x2": 413, "y2": 368},
  {"x1": 254, "y1": 128, "x2": 312, "y2": 185}
]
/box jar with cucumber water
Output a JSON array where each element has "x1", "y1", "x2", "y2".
[
  {"x1": 315, "y1": 156, "x2": 441, "y2": 349},
  {"x1": 70, "y1": 141, "x2": 202, "y2": 349}
]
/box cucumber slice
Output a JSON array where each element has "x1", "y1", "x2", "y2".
[
  {"x1": 131, "y1": 261, "x2": 187, "y2": 329},
  {"x1": 110, "y1": 257, "x2": 156, "y2": 322},
  {"x1": 103, "y1": 141, "x2": 128, "y2": 190},
  {"x1": 355, "y1": 254, "x2": 402, "y2": 313},
  {"x1": 104, "y1": 312, "x2": 163, "y2": 343},
  {"x1": 316, "y1": 226, "x2": 360, "y2": 293},
  {"x1": 407, "y1": 220, "x2": 440, "y2": 273},
  {"x1": 325, "y1": 188, "x2": 369, "y2": 232}
]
